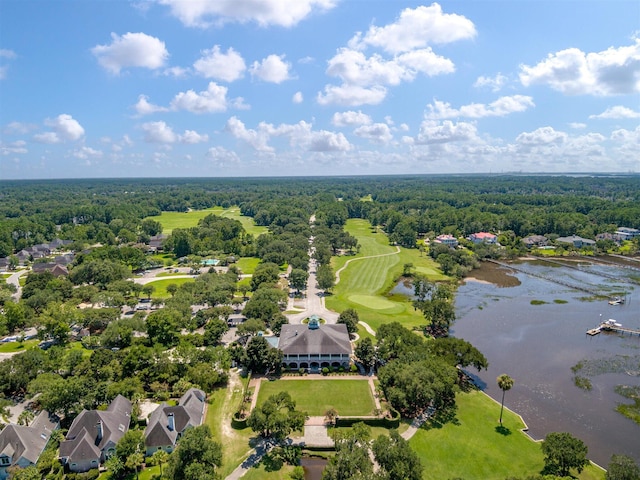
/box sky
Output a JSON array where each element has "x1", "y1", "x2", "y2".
[{"x1": 0, "y1": 0, "x2": 639, "y2": 179}]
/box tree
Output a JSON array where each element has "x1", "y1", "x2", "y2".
[
  {"x1": 354, "y1": 337, "x2": 376, "y2": 372},
  {"x1": 289, "y1": 268, "x2": 308, "y2": 293},
  {"x1": 164, "y1": 425, "x2": 222, "y2": 480},
  {"x1": 337, "y1": 308, "x2": 359, "y2": 335},
  {"x1": 323, "y1": 422, "x2": 373, "y2": 480},
  {"x1": 247, "y1": 391, "x2": 306, "y2": 442},
  {"x1": 541, "y1": 432, "x2": 589, "y2": 476},
  {"x1": 141, "y1": 284, "x2": 155, "y2": 300},
  {"x1": 606, "y1": 454, "x2": 640, "y2": 480},
  {"x1": 166, "y1": 283, "x2": 178, "y2": 297},
  {"x1": 316, "y1": 264, "x2": 334, "y2": 292},
  {"x1": 17, "y1": 409, "x2": 35, "y2": 426},
  {"x1": 372, "y1": 429, "x2": 423, "y2": 480},
  {"x1": 116, "y1": 429, "x2": 145, "y2": 463},
  {"x1": 250, "y1": 262, "x2": 281, "y2": 291},
  {"x1": 497, "y1": 374, "x2": 514, "y2": 425},
  {"x1": 126, "y1": 451, "x2": 144, "y2": 480},
  {"x1": 146, "y1": 309, "x2": 181, "y2": 347},
  {"x1": 151, "y1": 449, "x2": 169, "y2": 476},
  {"x1": 203, "y1": 318, "x2": 228, "y2": 345}
]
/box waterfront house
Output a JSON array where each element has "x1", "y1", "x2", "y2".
[
  {"x1": 555, "y1": 235, "x2": 595, "y2": 248},
  {"x1": 433, "y1": 234, "x2": 459, "y2": 248},
  {"x1": 469, "y1": 232, "x2": 498, "y2": 244}
]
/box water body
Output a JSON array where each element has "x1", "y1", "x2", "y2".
[
  {"x1": 452, "y1": 261, "x2": 640, "y2": 467},
  {"x1": 300, "y1": 456, "x2": 328, "y2": 480}
]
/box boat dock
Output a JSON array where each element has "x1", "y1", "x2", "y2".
[{"x1": 586, "y1": 321, "x2": 640, "y2": 337}]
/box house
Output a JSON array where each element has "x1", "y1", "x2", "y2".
[
  {"x1": 31, "y1": 263, "x2": 68, "y2": 276},
  {"x1": 615, "y1": 227, "x2": 640, "y2": 241},
  {"x1": 59, "y1": 395, "x2": 132, "y2": 473},
  {"x1": 144, "y1": 388, "x2": 206, "y2": 456},
  {"x1": 0, "y1": 411, "x2": 59, "y2": 479},
  {"x1": 469, "y1": 232, "x2": 497, "y2": 244},
  {"x1": 556, "y1": 235, "x2": 595, "y2": 248},
  {"x1": 227, "y1": 314, "x2": 246, "y2": 327},
  {"x1": 147, "y1": 235, "x2": 167, "y2": 253},
  {"x1": 433, "y1": 234, "x2": 458, "y2": 248},
  {"x1": 278, "y1": 317, "x2": 351, "y2": 371},
  {"x1": 522, "y1": 235, "x2": 548, "y2": 248}
]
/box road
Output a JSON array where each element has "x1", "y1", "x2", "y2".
[{"x1": 6, "y1": 269, "x2": 27, "y2": 301}]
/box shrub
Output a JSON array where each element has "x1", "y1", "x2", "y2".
[
  {"x1": 350, "y1": 364, "x2": 358, "y2": 373},
  {"x1": 322, "y1": 367, "x2": 329, "y2": 375},
  {"x1": 299, "y1": 368, "x2": 305, "y2": 376}
]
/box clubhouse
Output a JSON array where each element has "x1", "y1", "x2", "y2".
[{"x1": 278, "y1": 316, "x2": 351, "y2": 371}]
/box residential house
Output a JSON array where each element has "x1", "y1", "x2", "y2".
[
  {"x1": 147, "y1": 235, "x2": 167, "y2": 253},
  {"x1": 59, "y1": 395, "x2": 132, "y2": 473},
  {"x1": 278, "y1": 317, "x2": 351, "y2": 371},
  {"x1": 144, "y1": 388, "x2": 206, "y2": 456},
  {"x1": 522, "y1": 235, "x2": 548, "y2": 248},
  {"x1": 227, "y1": 314, "x2": 246, "y2": 327},
  {"x1": 433, "y1": 234, "x2": 458, "y2": 248},
  {"x1": 0, "y1": 411, "x2": 59, "y2": 479},
  {"x1": 469, "y1": 232, "x2": 498, "y2": 244},
  {"x1": 556, "y1": 235, "x2": 595, "y2": 248},
  {"x1": 615, "y1": 227, "x2": 640, "y2": 241}
]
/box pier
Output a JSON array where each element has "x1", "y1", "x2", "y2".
[{"x1": 586, "y1": 322, "x2": 640, "y2": 337}]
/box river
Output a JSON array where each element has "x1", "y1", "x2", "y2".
[{"x1": 451, "y1": 260, "x2": 640, "y2": 467}]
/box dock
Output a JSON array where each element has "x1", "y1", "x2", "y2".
[{"x1": 586, "y1": 322, "x2": 640, "y2": 337}]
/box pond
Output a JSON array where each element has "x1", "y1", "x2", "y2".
[
  {"x1": 300, "y1": 456, "x2": 328, "y2": 480},
  {"x1": 451, "y1": 260, "x2": 640, "y2": 467}
]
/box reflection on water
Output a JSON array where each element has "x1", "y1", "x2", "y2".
[
  {"x1": 453, "y1": 261, "x2": 640, "y2": 467},
  {"x1": 300, "y1": 457, "x2": 328, "y2": 480}
]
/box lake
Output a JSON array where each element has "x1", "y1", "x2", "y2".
[{"x1": 452, "y1": 259, "x2": 640, "y2": 467}]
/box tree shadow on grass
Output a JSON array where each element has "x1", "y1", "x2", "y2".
[
  {"x1": 422, "y1": 404, "x2": 459, "y2": 430},
  {"x1": 261, "y1": 452, "x2": 284, "y2": 472},
  {"x1": 495, "y1": 425, "x2": 511, "y2": 436}
]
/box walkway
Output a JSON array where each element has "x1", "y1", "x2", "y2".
[{"x1": 6, "y1": 269, "x2": 27, "y2": 301}]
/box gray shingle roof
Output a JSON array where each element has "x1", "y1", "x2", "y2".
[
  {"x1": 59, "y1": 395, "x2": 132, "y2": 464},
  {"x1": 278, "y1": 324, "x2": 351, "y2": 356},
  {"x1": 0, "y1": 411, "x2": 58, "y2": 467},
  {"x1": 144, "y1": 388, "x2": 205, "y2": 449}
]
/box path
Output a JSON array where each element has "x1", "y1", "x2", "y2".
[
  {"x1": 358, "y1": 321, "x2": 376, "y2": 337},
  {"x1": 334, "y1": 246, "x2": 400, "y2": 285},
  {"x1": 6, "y1": 269, "x2": 27, "y2": 301},
  {"x1": 400, "y1": 408, "x2": 436, "y2": 441}
]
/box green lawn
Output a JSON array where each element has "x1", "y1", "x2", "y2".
[
  {"x1": 257, "y1": 379, "x2": 375, "y2": 416},
  {"x1": 410, "y1": 390, "x2": 605, "y2": 480},
  {"x1": 326, "y1": 219, "x2": 448, "y2": 331},
  {"x1": 205, "y1": 375, "x2": 255, "y2": 478},
  {"x1": 236, "y1": 257, "x2": 261, "y2": 275},
  {"x1": 0, "y1": 339, "x2": 38, "y2": 353},
  {"x1": 146, "y1": 206, "x2": 267, "y2": 236},
  {"x1": 243, "y1": 462, "x2": 296, "y2": 480},
  {"x1": 145, "y1": 277, "x2": 195, "y2": 298}
]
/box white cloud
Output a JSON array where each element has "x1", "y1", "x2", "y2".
[
  {"x1": 194, "y1": 46, "x2": 246, "y2": 82},
  {"x1": 133, "y1": 95, "x2": 169, "y2": 116},
  {"x1": 569, "y1": 122, "x2": 587, "y2": 129},
  {"x1": 91, "y1": 32, "x2": 169, "y2": 74},
  {"x1": 225, "y1": 116, "x2": 273, "y2": 152},
  {"x1": 250, "y1": 54, "x2": 291, "y2": 83},
  {"x1": 3, "y1": 121, "x2": 37, "y2": 135},
  {"x1": 207, "y1": 146, "x2": 240, "y2": 164},
  {"x1": 426, "y1": 95, "x2": 535, "y2": 119},
  {"x1": 414, "y1": 120, "x2": 479, "y2": 144},
  {"x1": 0, "y1": 49, "x2": 16, "y2": 59},
  {"x1": 317, "y1": 84, "x2": 387, "y2": 106},
  {"x1": 73, "y1": 146, "x2": 103, "y2": 159},
  {"x1": 332, "y1": 110, "x2": 372, "y2": 127},
  {"x1": 170, "y1": 82, "x2": 229, "y2": 113},
  {"x1": 180, "y1": 130, "x2": 209, "y2": 144},
  {"x1": 163, "y1": 66, "x2": 189, "y2": 78},
  {"x1": 34, "y1": 114, "x2": 85, "y2": 143},
  {"x1": 516, "y1": 126, "x2": 567, "y2": 147},
  {"x1": 307, "y1": 131, "x2": 352, "y2": 151},
  {"x1": 0, "y1": 140, "x2": 27, "y2": 155},
  {"x1": 474, "y1": 73, "x2": 508, "y2": 92},
  {"x1": 292, "y1": 91, "x2": 304, "y2": 104},
  {"x1": 141, "y1": 121, "x2": 177, "y2": 143},
  {"x1": 33, "y1": 132, "x2": 60, "y2": 144},
  {"x1": 348, "y1": 3, "x2": 476, "y2": 54},
  {"x1": 589, "y1": 105, "x2": 640, "y2": 119},
  {"x1": 520, "y1": 38, "x2": 640, "y2": 96},
  {"x1": 156, "y1": 0, "x2": 336, "y2": 28},
  {"x1": 354, "y1": 123, "x2": 393, "y2": 144}
]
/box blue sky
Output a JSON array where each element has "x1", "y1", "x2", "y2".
[{"x1": 1, "y1": 0, "x2": 638, "y2": 179}]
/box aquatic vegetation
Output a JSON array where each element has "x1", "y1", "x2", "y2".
[
  {"x1": 614, "y1": 385, "x2": 640, "y2": 425},
  {"x1": 530, "y1": 299, "x2": 547, "y2": 305},
  {"x1": 553, "y1": 299, "x2": 568, "y2": 304},
  {"x1": 573, "y1": 376, "x2": 592, "y2": 391}
]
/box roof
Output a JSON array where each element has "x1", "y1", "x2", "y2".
[
  {"x1": 0, "y1": 411, "x2": 58, "y2": 466},
  {"x1": 278, "y1": 324, "x2": 351, "y2": 356},
  {"x1": 144, "y1": 388, "x2": 205, "y2": 449},
  {"x1": 471, "y1": 232, "x2": 497, "y2": 238},
  {"x1": 60, "y1": 395, "x2": 132, "y2": 463}
]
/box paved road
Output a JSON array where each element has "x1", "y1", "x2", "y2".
[{"x1": 6, "y1": 269, "x2": 27, "y2": 301}]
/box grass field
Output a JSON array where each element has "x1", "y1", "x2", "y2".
[
  {"x1": 206, "y1": 374, "x2": 255, "y2": 478},
  {"x1": 326, "y1": 219, "x2": 449, "y2": 331},
  {"x1": 257, "y1": 379, "x2": 376, "y2": 417},
  {"x1": 0, "y1": 339, "x2": 38, "y2": 353},
  {"x1": 145, "y1": 277, "x2": 195, "y2": 298},
  {"x1": 146, "y1": 206, "x2": 268, "y2": 236},
  {"x1": 236, "y1": 257, "x2": 261, "y2": 275},
  {"x1": 410, "y1": 390, "x2": 605, "y2": 480}
]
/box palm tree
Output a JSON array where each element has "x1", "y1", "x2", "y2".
[
  {"x1": 497, "y1": 374, "x2": 514, "y2": 425},
  {"x1": 152, "y1": 449, "x2": 169, "y2": 476}
]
